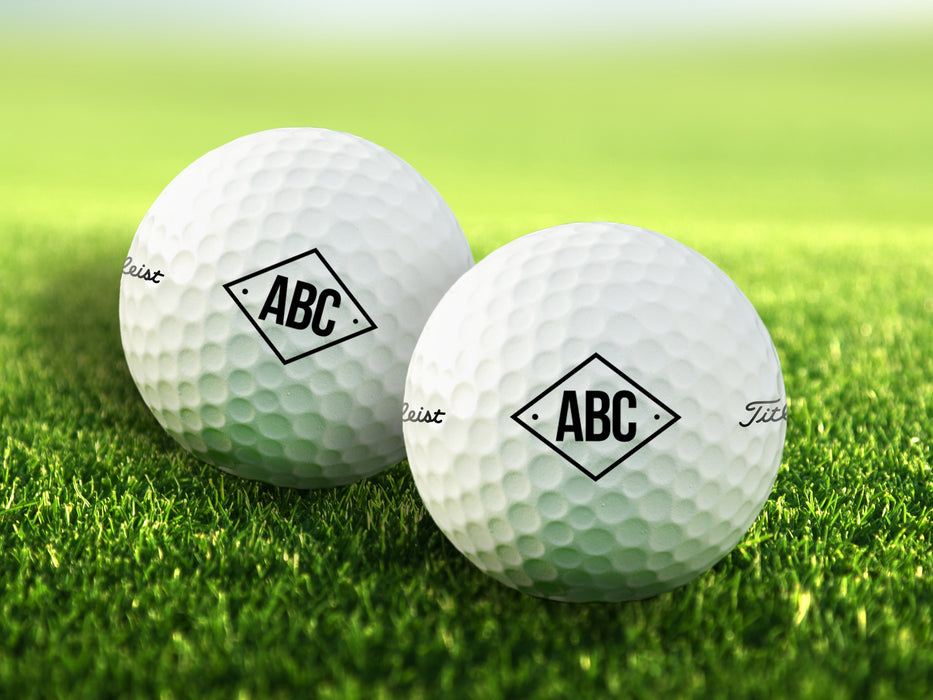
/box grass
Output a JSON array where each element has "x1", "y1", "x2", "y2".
[{"x1": 1, "y1": 29, "x2": 933, "y2": 699}]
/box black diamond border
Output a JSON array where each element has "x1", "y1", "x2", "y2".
[
  {"x1": 511, "y1": 352, "x2": 682, "y2": 481},
  {"x1": 222, "y1": 248, "x2": 377, "y2": 365}
]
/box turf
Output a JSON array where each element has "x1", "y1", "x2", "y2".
[{"x1": 1, "y1": 30, "x2": 932, "y2": 699}]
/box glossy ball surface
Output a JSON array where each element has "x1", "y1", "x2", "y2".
[
  {"x1": 403, "y1": 222, "x2": 786, "y2": 601},
  {"x1": 120, "y1": 127, "x2": 474, "y2": 488}
]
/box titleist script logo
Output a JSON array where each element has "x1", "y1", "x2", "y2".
[
  {"x1": 223, "y1": 249, "x2": 376, "y2": 365},
  {"x1": 402, "y1": 402, "x2": 447, "y2": 424},
  {"x1": 739, "y1": 399, "x2": 787, "y2": 427},
  {"x1": 123, "y1": 256, "x2": 164, "y2": 284},
  {"x1": 512, "y1": 353, "x2": 681, "y2": 481}
]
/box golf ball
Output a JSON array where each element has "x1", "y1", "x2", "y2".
[
  {"x1": 120, "y1": 127, "x2": 473, "y2": 488},
  {"x1": 403, "y1": 222, "x2": 786, "y2": 601}
]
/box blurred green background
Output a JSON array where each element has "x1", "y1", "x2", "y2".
[
  {"x1": 3, "y1": 1, "x2": 932, "y2": 244},
  {"x1": 2, "y1": 2, "x2": 933, "y2": 698}
]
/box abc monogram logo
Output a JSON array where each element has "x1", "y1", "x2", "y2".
[
  {"x1": 257, "y1": 275, "x2": 342, "y2": 335},
  {"x1": 223, "y1": 249, "x2": 377, "y2": 365},
  {"x1": 554, "y1": 388, "x2": 639, "y2": 442},
  {"x1": 512, "y1": 354, "x2": 681, "y2": 481},
  {"x1": 511, "y1": 354, "x2": 787, "y2": 481}
]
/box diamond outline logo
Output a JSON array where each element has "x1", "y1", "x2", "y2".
[
  {"x1": 511, "y1": 353, "x2": 681, "y2": 481},
  {"x1": 222, "y1": 248, "x2": 377, "y2": 365}
]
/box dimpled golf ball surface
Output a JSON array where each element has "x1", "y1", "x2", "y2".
[
  {"x1": 403, "y1": 222, "x2": 786, "y2": 601},
  {"x1": 120, "y1": 127, "x2": 473, "y2": 488}
]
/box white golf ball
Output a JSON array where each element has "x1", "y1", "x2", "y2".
[
  {"x1": 120, "y1": 127, "x2": 474, "y2": 488},
  {"x1": 403, "y1": 222, "x2": 787, "y2": 601}
]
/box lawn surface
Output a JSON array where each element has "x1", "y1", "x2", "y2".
[{"x1": 1, "y1": 31, "x2": 932, "y2": 698}]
